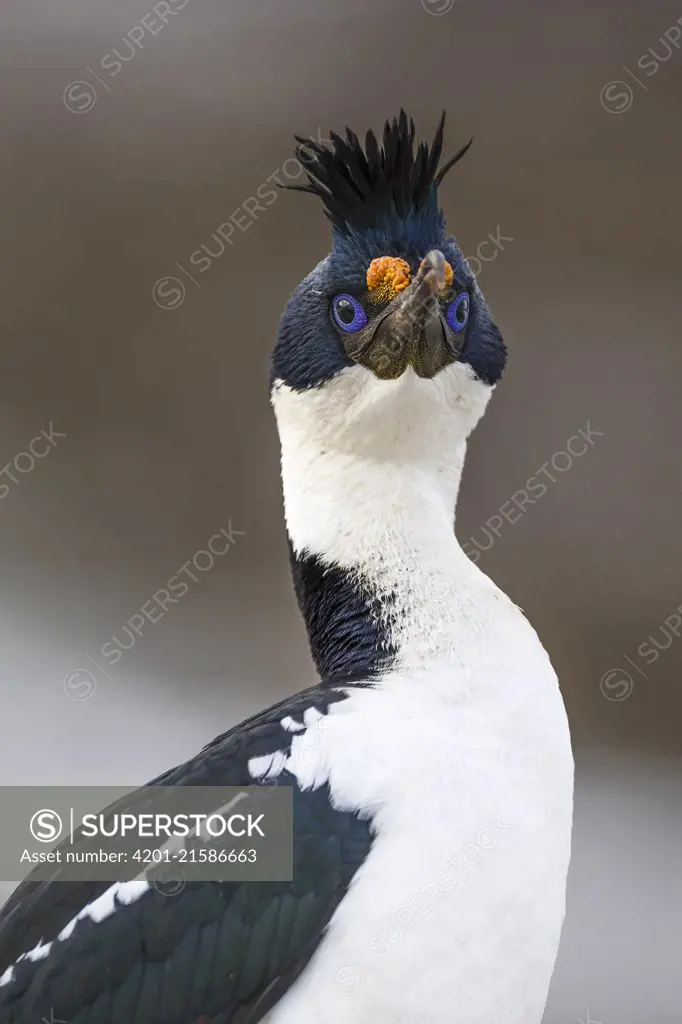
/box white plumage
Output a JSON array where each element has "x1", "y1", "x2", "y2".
[{"x1": 258, "y1": 361, "x2": 574, "y2": 1022}]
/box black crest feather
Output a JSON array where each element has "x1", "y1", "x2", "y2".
[{"x1": 286, "y1": 110, "x2": 472, "y2": 236}]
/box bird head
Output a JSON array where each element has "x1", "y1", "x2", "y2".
[{"x1": 271, "y1": 111, "x2": 507, "y2": 466}]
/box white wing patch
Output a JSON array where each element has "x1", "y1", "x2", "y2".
[
  {"x1": 0, "y1": 880, "x2": 149, "y2": 987},
  {"x1": 280, "y1": 716, "x2": 305, "y2": 733},
  {"x1": 247, "y1": 707, "x2": 335, "y2": 787},
  {"x1": 248, "y1": 750, "x2": 288, "y2": 780}
]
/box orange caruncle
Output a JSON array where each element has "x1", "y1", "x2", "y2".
[{"x1": 366, "y1": 256, "x2": 412, "y2": 303}]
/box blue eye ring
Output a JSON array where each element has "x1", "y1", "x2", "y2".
[
  {"x1": 445, "y1": 292, "x2": 470, "y2": 333},
  {"x1": 331, "y1": 293, "x2": 368, "y2": 333}
]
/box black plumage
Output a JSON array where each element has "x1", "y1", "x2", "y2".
[
  {"x1": 288, "y1": 544, "x2": 397, "y2": 682},
  {"x1": 0, "y1": 686, "x2": 373, "y2": 1024}
]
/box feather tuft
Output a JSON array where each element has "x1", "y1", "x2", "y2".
[{"x1": 283, "y1": 112, "x2": 471, "y2": 235}]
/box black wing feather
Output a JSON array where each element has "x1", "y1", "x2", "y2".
[{"x1": 0, "y1": 684, "x2": 373, "y2": 1024}]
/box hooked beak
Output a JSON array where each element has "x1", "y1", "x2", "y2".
[{"x1": 343, "y1": 250, "x2": 462, "y2": 380}]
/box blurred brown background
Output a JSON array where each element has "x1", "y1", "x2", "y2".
[{"x1": 0, "y1": 0, "x2": 680, "y2": 1019}]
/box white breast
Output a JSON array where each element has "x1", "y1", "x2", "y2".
[{"x1": 266, "y1": 599, "x2": 573, "y2": 1024}]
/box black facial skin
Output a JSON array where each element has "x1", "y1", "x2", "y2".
[{"x1": 271, "y1": 234, "x2": 507, "y2": 394}]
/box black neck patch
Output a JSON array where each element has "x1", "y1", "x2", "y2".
[{"x1": 288, "y1": 543, "x2": 398, "y2": 683}]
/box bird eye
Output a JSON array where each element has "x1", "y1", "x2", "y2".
[
  {"x1": 331, "y1": 294, "x2": 368, "y2": 333},
  {"x1": 445, "y1": 293, "x2": 470, "y2": 332}
]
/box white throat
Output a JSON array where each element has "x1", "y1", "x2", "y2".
[{"x1": 272, "y1": 362, "x2": 523, "y2": 677}]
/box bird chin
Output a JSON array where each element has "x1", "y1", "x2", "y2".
[{"x1": 272, "y1": 362, "x2": 493, "y2": 467}]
